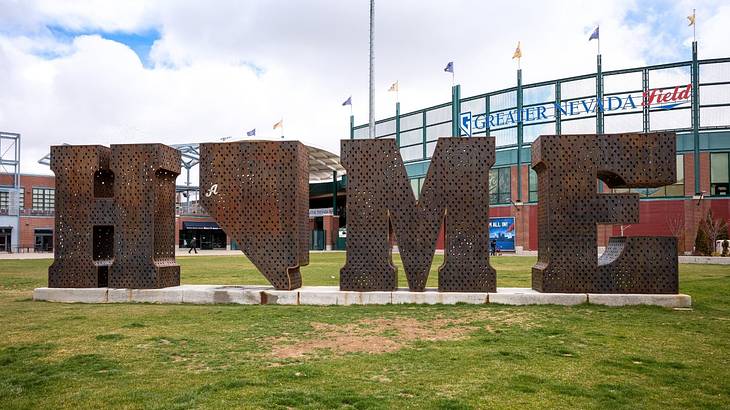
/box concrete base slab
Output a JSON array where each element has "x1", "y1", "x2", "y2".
[
  {"x1": 33, "y1": 287, "x2": 108, "y2": 303},
  {"x1": 32, "y1": 286, "x2": 692, "y2": 308},
  {"x1": 588, "y1": 293, "x2": 692, "y2": 308},
  {"x1": 489, "y1": 288, "x2": 587, "y2": 306}
]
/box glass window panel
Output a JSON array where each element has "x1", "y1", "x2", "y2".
[
  {"x1": 529, "y1": 168, "x2": 538, "y2": 202},
  {"x1": 499, "y1": 168, "x2": 511, "y2": 193},
  {"x1": 604, "y1": 72, "x2": 642, "y2": 94},
  {"x1": 711, "y1": 153, "x2": 729, "y2": 183},
  {"x1": 523, "y1": 122, "x2": 555, "y2": 144},
  {"x1": 410, "y1": 178, "x2": 420, "y2": 199},
  {"x1": 561, "y1": 77, "x2": 596, "y2": 99},
  {"x1": 489, "y1": 168, "x2": 511, "y2": 204},
  {"x1": 490, "y1": 91, "x2": 516, "y2": 112},
  {"x1": 560, "y1": 117, "x2": 596, "y2": 133},
  {"x1": 523, "y1": 84, "x2": 554, "y2": 106},
  {"x1": 700, "y1": 106, "x2": 730, "y2": 127},
  {"x1": 400, "y1": 145, "x2": 423, "y2": 162},
  {"x1": 426, "y1": 122, "x2": 452, "y2": 141},
  {"x1": 0, "y1": 191, "x2": 7, "y2": 210},
  {"x1": 31, "y1": 188, "x2": 55, "y2": 210},
  {"x1": 604, "y1": 113, "x2": 643, "y2": 133},
  {"x1": 649, "y1": 66, "x2": 691, "y2": 89},
  {"x1": 426, "y1": 141, "x2": 438, "y2": 158},
  {"x1": 399, "y1": 113, "x2": 423, "y2": 131},
  {"x1": 399, "y1": 129, "x2": 422, "y2": 146},
  {"x1": 461, "y1": 98, "x2": 485, "y2": 115},
  {"x1": 556, "y1": 98, "x2": 596, "y2": 119},
  {"x1": 426, "y1": 105, "x2": 451, "y2": 125},
  {"x1": 677, "y1": 155, "x2": 684, "y2": 182},
  {"x1": 376, "y1": 120, "x2": 395, "y2": 137},
  {"x1": 650, "y1": 108, "x2": 691, "y2": 130},
  {"x1": 353, "y1": 126, "x2": 369, "y2": 139},
  {"x1": 700, "y1": 62, "x2": 730, "y2": 83},
  {"x1": 491, "y1": 127, "x2": 517, "y2": 147},
  {"x1": 700, "y1": 84, "x2": 730, "y2": 105}
]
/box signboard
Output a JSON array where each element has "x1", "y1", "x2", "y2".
[
  {"x1": 489, "y1": 217, "x2": 515, "y2": 252},
  {"x1": 460, "y1": 84, "x2": 691, "y2": 136},
  {"x1": 309, "y1": 207, "x2": 333, "y2": 217}
]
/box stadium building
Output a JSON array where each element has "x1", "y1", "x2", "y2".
[
  {"x1": 1, "y1": 45, "x2": 729, "y2": 254},
  {"x1": 350, "y1": 45, "x2": 730, "y2": 253}
]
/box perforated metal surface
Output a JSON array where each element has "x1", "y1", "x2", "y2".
[
  {"x1": 341, "y1": 137, "x2": 496, "y2": 292},
  {"x1": 48, "y1": 144, "x2": 181, "y2": 288},
  {"x1": 199, "y1": 141, "x2": 309, "y2": 290},
  {"x1": 531, "y1": 132, "x2": 678, "y2": 294}
]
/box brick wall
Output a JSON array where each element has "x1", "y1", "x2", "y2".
[{"x1": 18, "y1": 217, "x2": 54, "y2": 249}]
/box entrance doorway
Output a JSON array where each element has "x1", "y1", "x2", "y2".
[
  {"x1": 34, "y1": 229, "x2": 53, "y2": 252},
  {"x1": 179, "y1": 221, "x2": 227, "y2": 250},
  {"x1": 310, "y1": 217, "x2": 325, "y2": 250},
  {"x1": 0, "y1": 227, "x2": 11, "y2": 252}
]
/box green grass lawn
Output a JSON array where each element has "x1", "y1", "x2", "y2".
[{"x1": 1, "y1": 254, "x2": 729, "y2": 409}]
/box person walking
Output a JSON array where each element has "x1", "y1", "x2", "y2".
[
  {"x1": 490, "y1": 239, "x2": 497, "y2": 256},
  {"x1": 188, "y1": 236, "x2": 198, "y2": 254}
]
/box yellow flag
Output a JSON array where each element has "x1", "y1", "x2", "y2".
[
  {"x1": 388, "y1": 81, "x2": 399, "y2": 92},
  {"x1": 687, "y1": 11, "x2": 696, "y2": 26},
  {"x1": 512, "y1": 41, "x2": 522, "y2": 60},
  {"x1": 273, "y1": 119, "x2": 283, "y2": 130}
]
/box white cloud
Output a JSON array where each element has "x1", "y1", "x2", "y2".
[{"x1": 0, "y1": 0, "x2": 727, "y2": 178}]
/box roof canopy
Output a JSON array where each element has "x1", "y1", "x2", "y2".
[{"x1": 39, "y1": 141, "x2": 345, "y2": 183}]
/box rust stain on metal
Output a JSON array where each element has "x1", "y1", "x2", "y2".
[
  {"x1": 340, "y1": 137, "x2": 496, "y2": 292},
  {"x1": 531, "y1": 132, "x2": 678, "y2": 294},
  {"x1": 48, "y1": 144, "x2": 181, "y2": 288},
  {"x1": 199, "y1": 141, "x2": 309, "y2": 290}
]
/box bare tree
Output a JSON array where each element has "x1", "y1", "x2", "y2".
[
  {"x1": 700, "y1": 210, "x2": 728, "y2": 256},
  {"x1": 666, "y1": 215, "x2": 684, "y2": 253}
]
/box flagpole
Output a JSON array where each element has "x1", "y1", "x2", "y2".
[
  {"x1": 693, "y1": 9, "x2": 696, "y2": 42},
  {"x1": 368, "y1": 0, "x2": 375, "y2": 139},
  {"x1": 597, "y1": 25, "x2": 601, "y2": 55}
]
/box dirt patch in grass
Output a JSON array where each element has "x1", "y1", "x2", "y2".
[{"x1": 269, "y1": 310, "x2": 530, "y2": 359}]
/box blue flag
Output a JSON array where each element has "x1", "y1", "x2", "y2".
[
  {"x1": 246, "y1": 128, "x2": 256, "y2": 136},
  {"x1": 444, "y1": 61, "x2": 454, "y2": 73},
  {"x1": 589, "y1": 26, "x2": 599, "y2": 41},
  {"x1": 342, "y1": 96, "x2": 352, "y2": 106}
]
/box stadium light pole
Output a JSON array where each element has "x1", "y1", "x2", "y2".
[{"x1": 368, "y1": 0, "x2": 375, "y2": 139}]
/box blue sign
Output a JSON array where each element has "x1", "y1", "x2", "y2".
[
  {"x1": 459, "y1": 84, "x2": 691, "y2": 136},
  {"x1": 489, "y1": 217, "x2": 515, "y2": 252}
]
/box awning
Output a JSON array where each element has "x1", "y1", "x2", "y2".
[{"x1": 182, "y1": 221, "x2": 220, "y2": 230}]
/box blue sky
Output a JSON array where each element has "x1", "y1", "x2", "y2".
[{"x1": 45, "y1": 25, "x2": 161, "y2": 67}]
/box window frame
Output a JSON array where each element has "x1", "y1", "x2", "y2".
[
  {"x1": 32, "y1": 187, "x2": 55, "y2": 211},
  {"x1": 710, "y1": 152, "x2": 730, "y2": 197},
  {"x1": 490, "y1": 167, "x2": 512, "y2": 205}
]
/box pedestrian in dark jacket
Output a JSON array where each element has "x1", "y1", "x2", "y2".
[{"x1": 188, "y1": 237, "x2": 198, "y2": 254}]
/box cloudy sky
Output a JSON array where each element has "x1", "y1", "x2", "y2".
[{"x1": 1, "y1": 0, "x2": 728, "y2": 176}]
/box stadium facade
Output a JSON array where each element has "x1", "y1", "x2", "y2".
[
  {"x1": 351, "y1": 45, "x2": 730, "y2": 253},
  {"x1": 1, "y1": 45, "x2": 729, "y2": 254}
]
